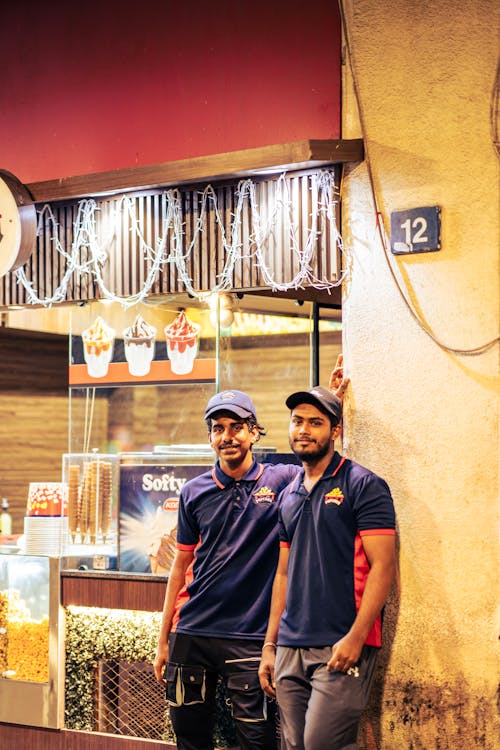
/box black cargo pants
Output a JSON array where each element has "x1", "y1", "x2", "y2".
[{"x1": 166, "y1": 633, "x2": 277, "y2": 750}]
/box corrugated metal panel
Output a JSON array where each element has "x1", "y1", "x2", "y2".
[{"x1": 0, "y1": 169, "x2": 341, "y2": 306}]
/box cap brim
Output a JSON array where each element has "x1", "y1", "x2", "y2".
[
  {"x1": 285, "y1": 390, "x2": 342, "y2": 423},
  {"x1": 205, "y1": 405, "x2": 255, "y2": 420},
  {"x1": 285, "y1": 391, "x2": 318, "y2": 411}
]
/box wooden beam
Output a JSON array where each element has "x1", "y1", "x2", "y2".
[
  {"x1": 244, "y1": 286, "x2": 342, "y2": 308},
  {"x1": 26, "y1": 139, "x2": 364, "y2": 203}
]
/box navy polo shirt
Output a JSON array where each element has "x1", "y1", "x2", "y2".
[
  {"x1": 278, "y1": 451, "x2": 396, "y2": 648},
  {"x1": 174, "y1": 459, "x2": 298, "y2": 640}
]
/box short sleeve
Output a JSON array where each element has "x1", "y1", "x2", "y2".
[
  {"x1": 350, "y1": 472, "x2": 396, "y2": 532},
  {"x1": 278, "y1": 505, "x2": 291, "y2": 546},
  {"x1": 176, "y1": 488, "x2": 200, "y2": 548}
]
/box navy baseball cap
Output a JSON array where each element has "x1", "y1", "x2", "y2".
[
  {"x1": 205, "y1": 390, "x2": 257, "y2": 420},
  {"x1": 285, "y1": 386, "x2": 342, "y2": 424}
]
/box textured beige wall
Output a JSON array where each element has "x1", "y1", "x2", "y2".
[{"x1": 339, "y1": 1, "x2": 499, "y2": 747}]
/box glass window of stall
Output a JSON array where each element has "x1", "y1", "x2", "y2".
[
  {"x1": 0, "y1": 295, "x2": 341, "y2": 561},
  {"x1": 66, "y1": 294, "x2": 341, "y2": 455}
]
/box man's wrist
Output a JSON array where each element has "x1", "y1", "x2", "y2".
[{"x1": 262, "y1": 641, "x2": 277, "y2": 651}]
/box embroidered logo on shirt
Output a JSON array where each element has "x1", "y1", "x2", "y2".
[
  {"x1": 253, "y1": 486, "x2": 276, "y2": 504},
  {"x1": 324, "y1": 487, "x2": 344, "y2": 505}
]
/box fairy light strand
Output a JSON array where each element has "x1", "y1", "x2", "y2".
[{"x1": 15, "y1": 170, "x2": 346, "y2": 308}]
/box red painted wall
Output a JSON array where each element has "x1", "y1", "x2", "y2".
[{"x1": 0, "y1": 1, "x2": 341, "y2": 184}]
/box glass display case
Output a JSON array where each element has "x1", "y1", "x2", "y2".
[
  {"x1": 61, "y1": 452, "x2": 120, "y2": 570},
  {"x1": 60, "y1": 446, "x2": 299, "y2": 574},
  {"x1": 0, "y1": 554, "x2": 63, "y2": 728}
]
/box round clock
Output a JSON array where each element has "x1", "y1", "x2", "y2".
[{"x1": 0, "y1": 169, "x2": 37, "y2": 278}]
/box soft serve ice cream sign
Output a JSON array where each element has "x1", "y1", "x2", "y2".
[
  {"x1": 141, "y1": 471, "x2": 186, "y2": 494},
  {"x1": 119, "y1": 464, "x2": 206, "y2": 573},
  {"x1": 71, "y1": 309, "x2": 213, "y2": 386},
  {"x1": 164, "y1": 310, "x2": 201, "y2": 374},
  {"x1": 123, "y1": 314, "x2": 157, "y2": 376},
  {"x1": 81, "y1": 316, "x2": 115, "y2": 377}
]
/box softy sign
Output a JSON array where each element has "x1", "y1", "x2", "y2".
[{"x1": 119, "y1": 463, "x2": 207, "y2": 573}]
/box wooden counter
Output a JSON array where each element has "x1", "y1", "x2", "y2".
[
  {"x1": 61, "y1": 570, "x2": 168, "y2": 612},
  {"x1": 1, "y1": 571, "x2": 174, "y2": 749}
]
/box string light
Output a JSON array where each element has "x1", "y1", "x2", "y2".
[{"x1": 15, "y1": 171, "x2": 347, "y2": 309}]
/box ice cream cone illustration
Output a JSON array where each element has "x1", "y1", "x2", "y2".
[{"x1": 148, "y1": 505, "x2": 177, "y2": 574}]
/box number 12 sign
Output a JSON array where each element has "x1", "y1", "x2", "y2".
[{"x1": 390, "y1": 206, "x2": 441, "y2": 255}]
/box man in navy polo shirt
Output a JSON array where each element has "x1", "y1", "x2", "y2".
[
  {"x1": 152, "y1": 389, "x2": 305, "y2": 750},
  {"x1": 259, "y1": 387, "x2": 396, "y2": 750}
]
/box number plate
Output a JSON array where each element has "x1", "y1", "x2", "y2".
[{"x1": 390, "y1": 206, "x2": 441, "y2": 254}]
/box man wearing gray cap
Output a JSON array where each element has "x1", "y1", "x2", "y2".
[
  {"x1": 259, "y1": 386, "x2": 396, "y2": 750},
  {"x1": 154, "y1": 361, "x2": 348, "y2": 750}
]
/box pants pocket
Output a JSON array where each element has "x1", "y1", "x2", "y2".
[
  {"x1": 226, "y1": 670, "x2": 267, "y2": 723},
  {"x1": 180, "y1": 664, "x2": 206, "y2": 705},
  {"x1": 165, "y1": 662, "x2": 182, "y2": 706},
  {"x1": 165, "y1": 663, "x2": 206, "y2": 706}
]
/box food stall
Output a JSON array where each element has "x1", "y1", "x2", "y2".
[{"x1": 0, "y1": 142, "x2": 355, "y2": 748}]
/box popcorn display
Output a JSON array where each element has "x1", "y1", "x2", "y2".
[
  {"x1": 67, "y1": 460, "x2": 114, "y2": 545},
  {"x1": 123, "y1": 314, "x2": 157, "y2": 376},
  {"x1": 0, "y1": 591, "x2": 7, "y2": 674},
  {"x1": 7, "y1": 617, "x2": 49, "y2": 682},
  {"x1": 26, "y1": 482, "x2": 66, "y2": 517},
  {"x1": 81, "y1": 316, "x2": 115, "y2": 378},
  {"x1": 164, "y1": 310, "x2": 201, "y2": 375},
  {"x1": 0, "y1": 590, "x2": 48, "y2": 683}
]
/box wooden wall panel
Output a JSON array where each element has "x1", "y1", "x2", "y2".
[
  {"x1": 0, "y1": 328, "x2": 68, "y2": 392},
  {"x1": 0, "y1": 394, "x2": 68, "y2": 533},
  {"x1": 0, "y1": 395, "x2": 65, "y2": 531},
  {"x1": 0, "y1": 328, "x2": 111, "y2": 532}
]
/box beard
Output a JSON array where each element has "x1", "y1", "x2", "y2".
[{"x1": 289, "y1": 437, "x2": 332, "y2": 464}]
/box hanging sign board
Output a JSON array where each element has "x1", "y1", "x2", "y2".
[
  {"x1": 69, "y1": 311, "x2": 216, "y2": 387},
  {"x1": 390, "y1": 206, "x2": 441, "y2": 255}
]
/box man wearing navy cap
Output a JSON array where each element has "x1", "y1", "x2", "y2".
[
  {"x1": 259, "y1": 386, "x2": 396, "y2": 750},
  {"x1": 154, "y1": 363, "x2": 349, "y2": 750}
]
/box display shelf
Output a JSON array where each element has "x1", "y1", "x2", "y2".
[{"x1": 62, "y1": 453, "x2": 120, "y2": 566}]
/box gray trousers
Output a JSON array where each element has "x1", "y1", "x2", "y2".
[{"x1": 275, "y1": 645, "x2": 378, "y2": 750}]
